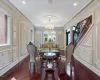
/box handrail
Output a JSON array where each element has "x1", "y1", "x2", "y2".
[{"x1": 73, "y1": 15, "x2": 92, "y2": 46}]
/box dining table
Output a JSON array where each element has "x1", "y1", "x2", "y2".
[
  {"x1": 39, "y1": 49, "x2": 60, "y2": 80},
  {"x1": 39, "y1": 49, "x2": 60, "y2": 56}
]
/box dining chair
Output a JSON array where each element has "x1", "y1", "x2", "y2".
[
  {"x1": 65, "y1": 42, "x2": 75, "y2": 79},
  {"x1": 27, "y1": 41, "x2": 37, "y2": 73},
  {"x1": 66, "y1": 42, "x2": 75, "y2": 63}
]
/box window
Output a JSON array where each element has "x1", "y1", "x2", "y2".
[
  {"x1": 0, "y1": 12, "x2": 10, "y2": 46},
  {"x1": 43, "y1": 31, "x2": 56, "y2": 43}
]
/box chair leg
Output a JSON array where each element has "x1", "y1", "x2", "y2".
[{"x1": 29, "y1": 62, "x2": 35, "y2": 73}]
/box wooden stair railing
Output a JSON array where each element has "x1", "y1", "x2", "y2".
[
  {"x1": 65, "y1": 15, "x2": 99, "y2": 80},
  {"x1": 73, "y1": 15, "x2": 92, "y2": 46}
]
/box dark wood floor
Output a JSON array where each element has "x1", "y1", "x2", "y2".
[{"x1": 3, "y1": 56, "x2": 68, "y2": 80}]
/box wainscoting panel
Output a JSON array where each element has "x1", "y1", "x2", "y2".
[
  {"x1": 19, "y1": 22, "x2": 28, "y2": 57},
  {"x1": 12, "y1": 25, "x2": 17, "y2": 46},
  {"x1": 82, "y1": 33, "x2": 92, "y2": 47},
  {"x1": 12, "y1": 47, "x2": 18, "y2": 61},
  {"x1": 0, "y1": 0, "x2": 34, "y2": 76},
  {"x1": 73, "y1": 25, "x2": 100, "y2": 76},
  {"x1": 80, "y1": 46, "x2": 92, "y2": 64},
  {"x1": 74, "y1": 27, "x2": 93, "y2": 64},
  {"x1": 0, "y1": 50, "x2": 12, "y2": 70},
  {"x1": 94, "y1": 20, "x2": 100, "y2": 70}
]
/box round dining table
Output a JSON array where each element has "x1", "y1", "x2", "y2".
[
  {"x1": 39, "y1": 49, "x2": 60, "y2": 56},
  {"x1": 40, "y1": 49, "x2": 60, "y2": 80}
]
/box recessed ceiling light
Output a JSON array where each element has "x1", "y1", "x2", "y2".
[
  {"x1": 73, "y1": 2, "x2": 78, "y2": 6},
  {"x1": 22, "y1": 0, "x2": 26, "y2": 4}
]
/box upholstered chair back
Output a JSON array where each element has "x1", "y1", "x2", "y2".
[
  {"x1": 27, "y1": 42, "x2": 37, "y2": 62},
  {"x1": 27, "y1": 42, "x2": 37, "y2": 73},
  {"x1": 66, "y1": 42, "x2": 75, "y2": 63}
]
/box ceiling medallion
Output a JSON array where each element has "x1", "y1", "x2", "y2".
[
  {"x1": 42, "y1": 15, "x2": 58, "y2": 23},
  {"x1": 41, "y1": 15, "x2": 58, "y2": 30}
]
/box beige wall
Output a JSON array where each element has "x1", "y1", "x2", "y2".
[
  {"x1": 64, "y1": 0, "x2": 100, "y2": 76},
  {"x1": 34, "y1": 27, "x2": 64, "y2": 49},
  {"x1": 0, "y1": 0, "x2": 35, "y2": 75}
]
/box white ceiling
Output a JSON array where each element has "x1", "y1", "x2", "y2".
[{"x1": 9, "y1": 0, "x2": 92, "y2": 27}]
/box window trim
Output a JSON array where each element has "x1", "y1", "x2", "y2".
[{"x1": 0, "y1": 8, "x2": 11, "y2": 47}]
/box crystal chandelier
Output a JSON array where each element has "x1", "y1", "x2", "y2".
[
  {"x1": 45, "y1": 25, "x2": 54, "y2": 30},
  {"x1": 41, "y1": 15, "x2": 58, "y2": 30},
  {"x1": 45, "y1": 19, "x2": 54, "y2": 30}
]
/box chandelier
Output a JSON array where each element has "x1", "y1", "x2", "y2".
[
  {"x1": 45, "y1": 25, "x2": 54, "y2": 30},
  {"x1": 41, "y1": 15, "x2": 58, "y2": 30},
  {"x1": 45, "y1": 18, "x2": 54, "y2": 30}
]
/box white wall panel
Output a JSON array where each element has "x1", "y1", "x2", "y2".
[
  {"x1": 0, "y1": 0, "x2": 35, "y2": 76},
  {"x1": 63, "y1": 0, "x2": 100, "y2": 76},
  {"x1": 94, "y1": 20, "x2": 100, "y2": 70},
  {"x1": 74, "y1": 27, "x2": 93, "y2": 64},
  {"x1": 56, "y1": 30, "x2": 64, "y2": 47},
  {"x1": 80, "y1": 46, "x2": 92, "y2": 64},
  {"x1": 12, "y1": 47, "x2": 18, "y2": 61},
  {"x1": 35, "y1": 30, "x2": 43, "y2": 48}
]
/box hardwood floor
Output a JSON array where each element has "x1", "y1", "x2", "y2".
[
  {"x1": 4, "y1": 57, "x2": 40, "y2": 80},
  {"x1": 3, "y1": 55, "x2": 99, "y2": 80},
  {"x1": 70, "y1": 56, "x2": 100, "y2": 80},
  {"x1": 3, "y1": 56, "x2": 68, "y2": 80}
]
